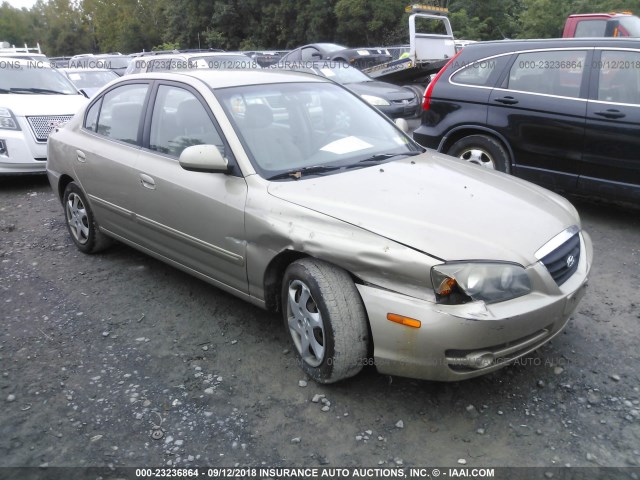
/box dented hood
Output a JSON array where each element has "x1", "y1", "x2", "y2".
[{"x1": 267, "y1": 153, "x2": 579, "y2": 266}]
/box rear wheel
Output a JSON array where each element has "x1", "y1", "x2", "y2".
[
  {"x1": 63, "y1": 182, "x2": 112, "y2": 254},
  {"x1": 282, "y1": 258, "x2": 369, "y2": 384},
  {"x1": 447, "y1": 134, "x2": 510, "y2": 173}
]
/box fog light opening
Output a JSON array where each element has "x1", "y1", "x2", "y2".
[
  {"x1": 0, "y1": 140, "x2": 7, "y2": 156},
  {"x1": 466, "y1": 351, "x2": 495, "y2": 369},
  {"x1": 387, "y1": 313, "x2": 421, "y2": 329}
]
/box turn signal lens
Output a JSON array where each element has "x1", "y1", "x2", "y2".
[
  {"x1": 387, "y1": 313, "x2": 421, "y2": 329},
  {"x1": 436, "y1": 277, "x2": 457, "y2": 296}
]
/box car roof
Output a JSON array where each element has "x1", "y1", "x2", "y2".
[
  {"x1": 141, "y1": 52, "x2": 250, "y2": 61},
  {"x1": 61, "y1": 67, "x2": 117, "y2": 73},
  {"x1": 460, "y1": 37, "x2": 640, "y2": 57},
  {"x1": 0, "y1": 56, "x2": 53, "y2": 67},
  {"x1": 125, "y1": 69, "x2": 327, "y2": 89}
]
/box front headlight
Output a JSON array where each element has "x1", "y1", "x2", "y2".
[
  {"x1": 361, "y1": 94, "x2": 390, "y2": 106},
  {"x1": 0, "y1": 108, "x2": 21, "y2": 130},
  {"x1": 431, "y1": 262, "x2": 531, "y2": 305}
]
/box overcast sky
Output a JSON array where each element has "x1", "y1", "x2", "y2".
[{"x1": 5, "y1": 0, "x2": 38, "y2": 9}]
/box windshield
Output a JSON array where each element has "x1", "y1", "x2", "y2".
[
  {"x1": 65, "y1": 70, "x2": 118, "y2": 88},
  {"x1": 0, "y1": 63, "x2": 78, "y2": 94},
  {"x1": 315, "y1": 63, "x2": 372, "y2": 83},
  {"x1": 215, "y1": 82, "x2": 420, "y2": 180},
  {"x1": 618, "y1": 16, "x2": 640, "y2": 36},
  {"x1": 317, "y1": 43, "x2": 346, "y2": 53}
]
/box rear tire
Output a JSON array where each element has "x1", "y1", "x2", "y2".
[
  {"x1": 281, "y1": 258, "x2": 369, "y2": 384},
  {"x1": 447, "y1": 134, "x2": 510, "y2": 173},
  {"x1": 63, "y1": 182, "x2": 112, "y2": 254}
]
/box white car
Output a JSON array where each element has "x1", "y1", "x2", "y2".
[{"x1": 0, "y1": 57, "x2": 88, "y2": 174}]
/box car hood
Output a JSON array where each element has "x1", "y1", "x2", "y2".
[
  {"x1": 267, "y1": 153, "x2": 578, "y2": 265},
  {"x1": 346, "y1": 81, "x2": 415, "y2": 101},
  {"x1": 1, "y1": 94, "x2": 87, "y2": 116}
]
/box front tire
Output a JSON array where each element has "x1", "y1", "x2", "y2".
[
  {"x1": 447, "y1": 134, "x2": 510, "y2": 173},
  {"x1": 63, "y1": 182, "x2": 111, "y2": 254},
  {"x1": 282, "y1": 258, "x2": 369, "y2": 384}
]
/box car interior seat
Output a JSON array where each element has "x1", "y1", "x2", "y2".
[{"x1": 242, "y1": 103, "x2": 302, "y2": 169}]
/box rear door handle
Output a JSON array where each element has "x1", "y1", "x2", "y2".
[
  {"x1": 494, "y1": 96, "x2": 519, "y2": 105},
  {"x1": 76, "y1": 150, "x2": 86, "y2": 163},
  {"x1": 594, "y1": 109, "x2": 625, "y2": 119},
  {"x1": 139, "y1": 173, "x2": 156, "y2": 190}
]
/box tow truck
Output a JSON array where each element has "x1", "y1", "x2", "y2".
[
  {"x1": 562, "y1": 11, "x2": 640, "y2": 37},
  {"x1": 361, "y1": 2, "x2": 457, "y2": 98},
  {"x1": 0, "y1": 41, "x2": 46, "y2": 61}
]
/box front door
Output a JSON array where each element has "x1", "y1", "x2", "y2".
[{"x1": 133, "y1": 83, "x2": 249, "y2": 293}]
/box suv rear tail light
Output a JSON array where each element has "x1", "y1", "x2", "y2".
[{"x1": 422, "y1": 51, "x2": 462, "y2": 111}]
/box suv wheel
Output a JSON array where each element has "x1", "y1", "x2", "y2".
[{"x1": 447, "y1": 135, "x2": 510, "y2": 173}]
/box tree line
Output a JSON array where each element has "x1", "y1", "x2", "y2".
[{"x1": 0, "y1": 0, "x2": 638, "y2": 56}]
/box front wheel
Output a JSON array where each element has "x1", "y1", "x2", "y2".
[
  {"x1": 447, "y1": 134, "x2": 510, "y2": 173},
  {"x1": 63, "y1": 182, "x2": 112, "y2": 254},
  {"x1": 282, "y1": 258, "x2": 369, "y2": 384}
]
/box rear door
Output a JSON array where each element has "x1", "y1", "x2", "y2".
[
  {"x1": 581, "y1": 48, "x2": 640, "y2": 204},
  {"x1": 76, "y1": 82, "x2": 150, "y2": 239},
  {"x1": 487, "y1": 48, "x2": 591, "y2": 191}
]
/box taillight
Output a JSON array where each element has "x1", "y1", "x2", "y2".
[{"x1": 422, "y1": 51, "x2": 462, "y2": 111}]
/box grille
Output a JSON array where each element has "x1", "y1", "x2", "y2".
[
  {"x1": 540, "y1": 233, "x2": 580, "y2": 286},
  {"x1": 26, "y1": 115, "x2": 73, "y2": 143}
]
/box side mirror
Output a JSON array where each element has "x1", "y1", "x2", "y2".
[
  {"x1": 179, "y1": 144, "x2": 229, "y2": 173},
  {"x1": 394, "y1": 118, "x2": 409, "y2": 133}
]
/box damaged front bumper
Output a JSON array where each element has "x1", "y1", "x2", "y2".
[{"x1": 356, "y1": 232, "x2": 592, "y2": 382}]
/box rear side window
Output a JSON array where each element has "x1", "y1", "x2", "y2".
[
  {"x1": 597, "y1": 50, "x2": 640, "y2": 104},
  {"x1": 574, "y1": 20, "x2": 607, "y2": 37},
  {"x1": 91, "y1": 84, "x2": 149, "y2": 145},
  {"x1": 451, "y1": 57, "x2": 502, "y2": 86},
  {"x1": 506, "y1": 50, "x2": 587, "y2": 98}
]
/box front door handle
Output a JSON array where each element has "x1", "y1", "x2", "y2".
[
  {"x1": 594, "y1": 109, "x2": 625, "y2": 119},
  {"x1": 494, "y1": 96, "x2": 519, "y2": 105},
  {"x1": 139, "y1": 173, "x2": 156, "y2": 190},
  {"x1": 76, "y1": 150, "x2": 86, "y2": 163}
]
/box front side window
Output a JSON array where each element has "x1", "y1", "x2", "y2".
[
  {"x1": 94, "y1": 83, "x2": 149, "y2": 144},
  {"x1": 149, "y1": 85, "x2": 223, "y2": 158},
  {"x1": 216, "y1": 82, "x2": 420, "y2": 179},
  {"x1": 597, "y1": 50, "x2": 640, "y2": 104},
  {"x1": 507, "y1": 50, "x2": 587, "y2": 98}
]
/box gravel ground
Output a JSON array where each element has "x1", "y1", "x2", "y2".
[{"x1": 0, "y1": 174, "x2": 639, "y2": 477}]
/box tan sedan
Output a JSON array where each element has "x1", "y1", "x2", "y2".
[{"x1": 47, "y1": 70, "x2": 592, "y2": 383}]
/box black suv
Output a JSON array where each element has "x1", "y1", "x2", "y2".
[{"x1": 413, "y1": 38, "x2": 640, "y2": 206}]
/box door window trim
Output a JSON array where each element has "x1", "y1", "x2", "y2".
[
  {"x1": 82, "y1": 80, "x2": 153, "y2": 148},
  {"x1": 141, "y1": 80, "x2": 241, "y2": 177}
]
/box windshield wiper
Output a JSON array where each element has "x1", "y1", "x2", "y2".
[
  {"x1": 10, "y1": 87, "x2": 70, "y2": 95},
  {"x1": 348, "y1": 151, "x2": 421, "y2": 167},
  {"x1": 267, "y1": 164, "x2": 343, "y2": 181}
]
